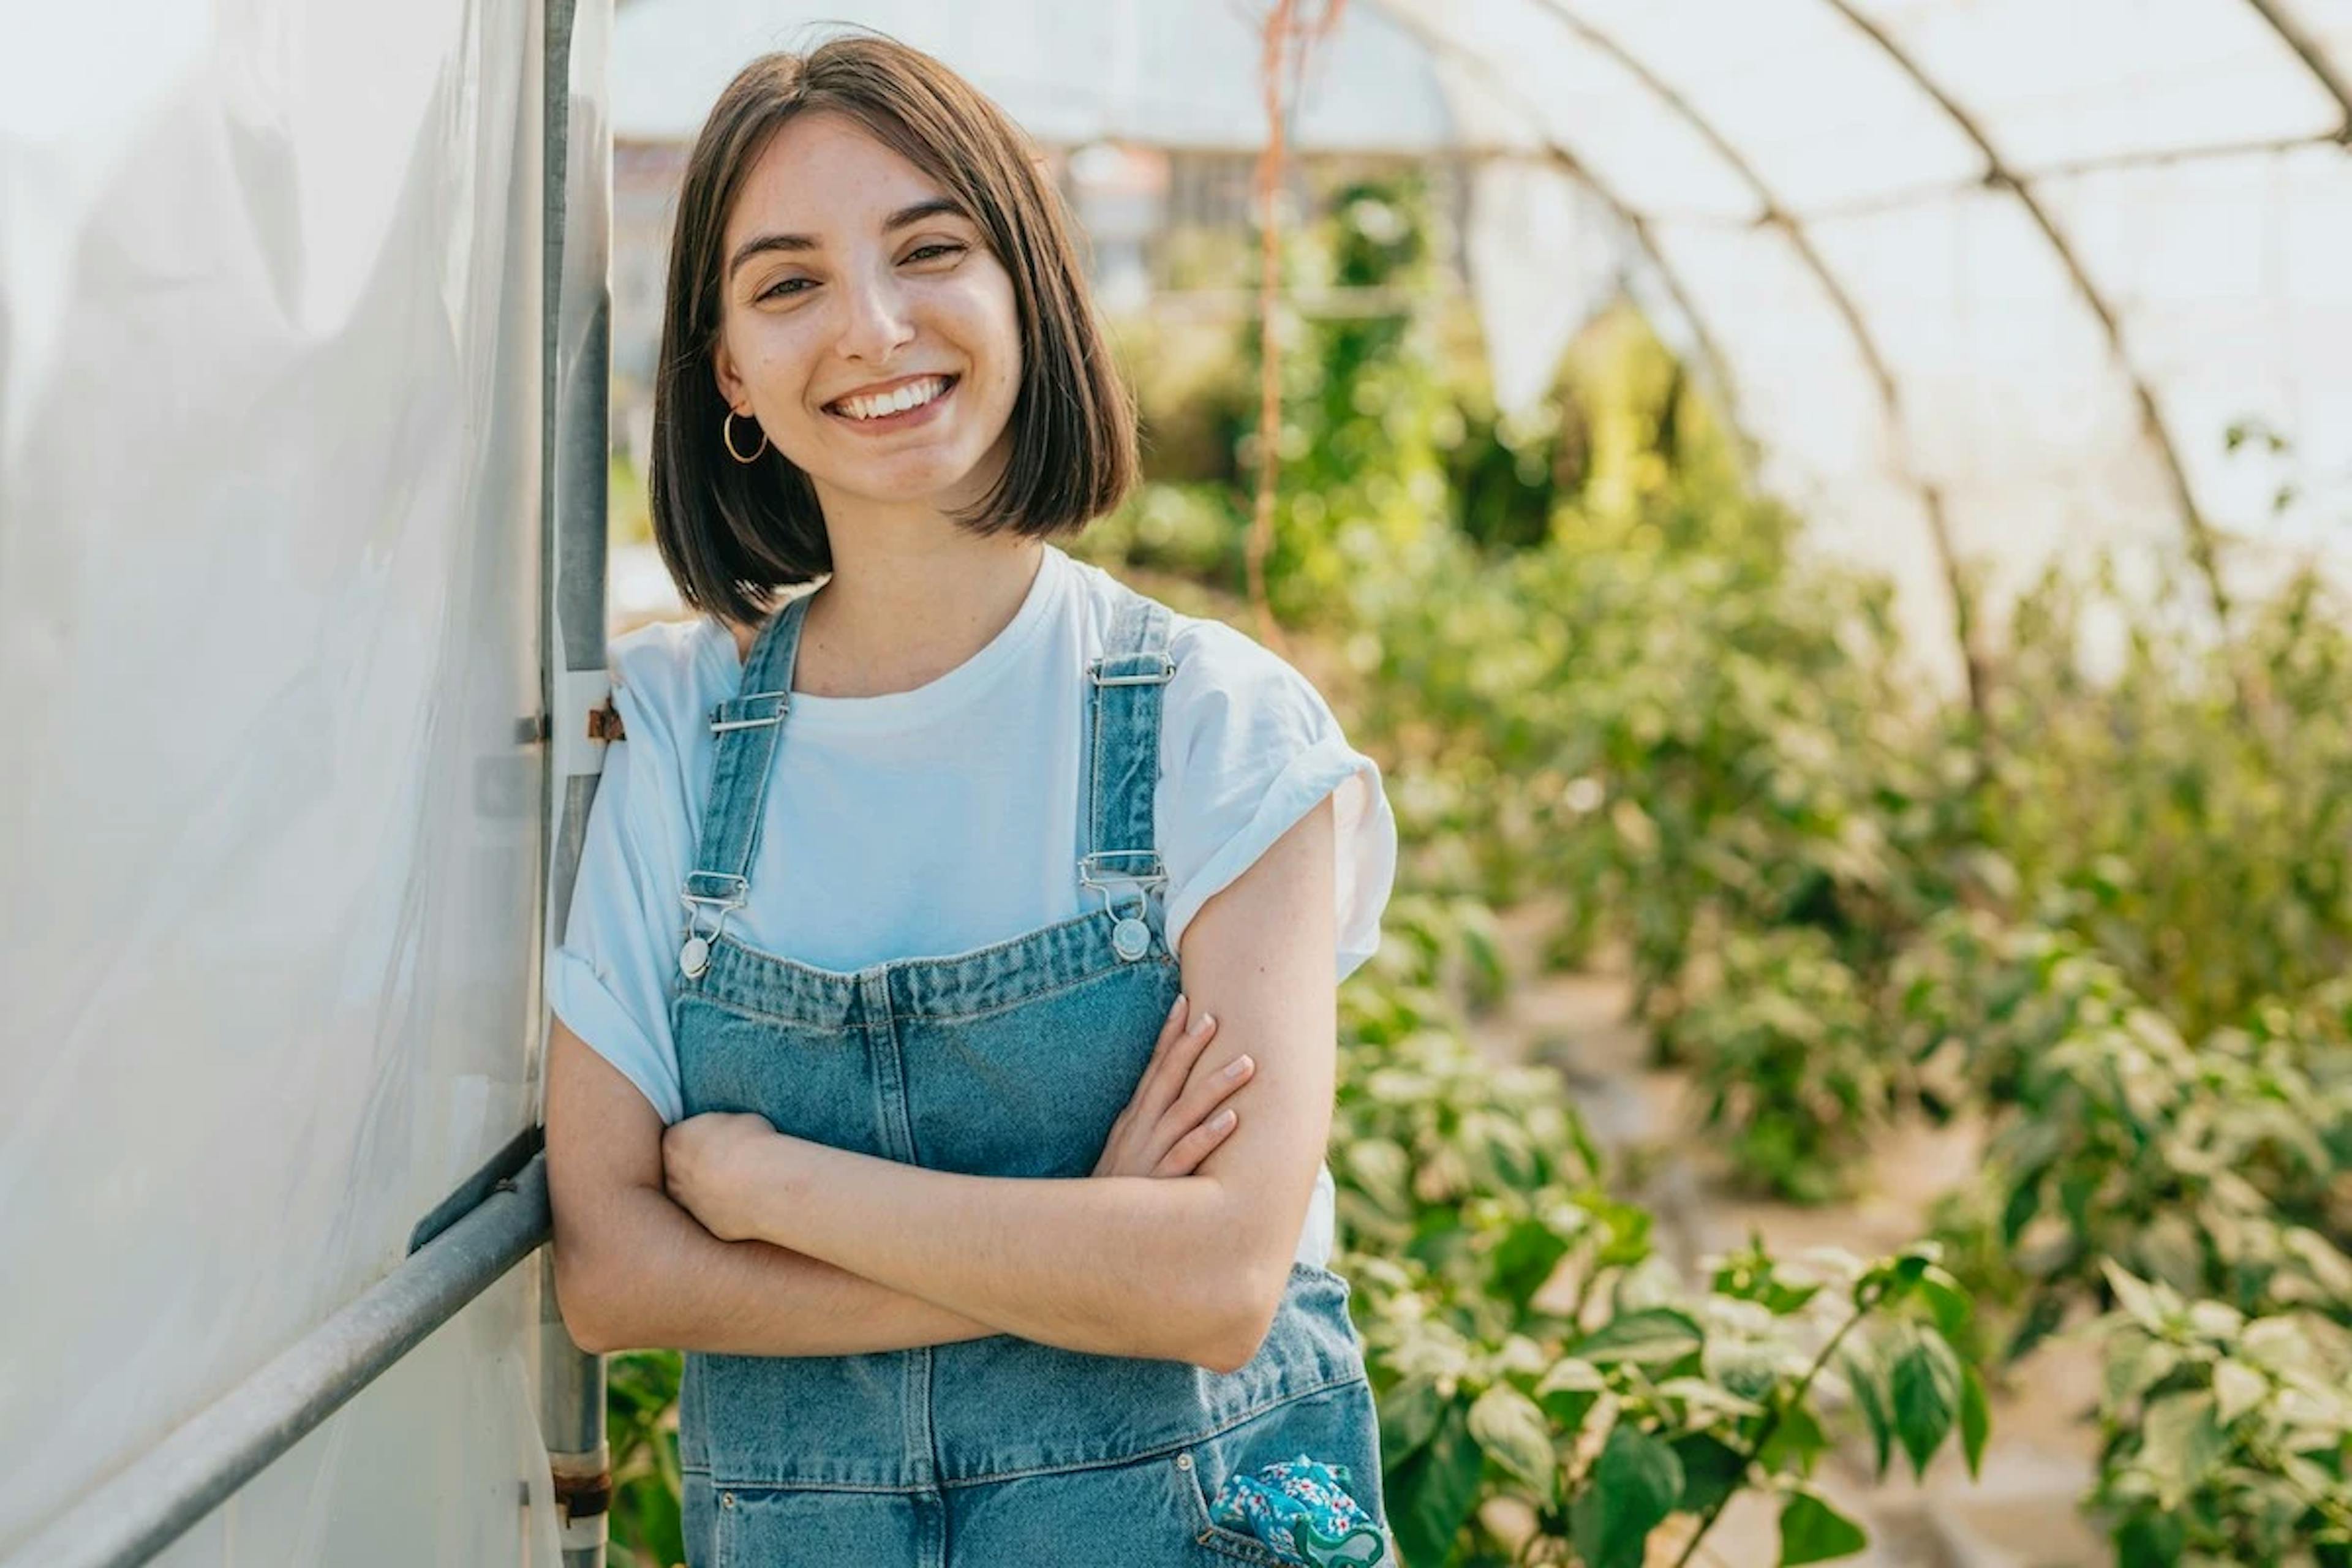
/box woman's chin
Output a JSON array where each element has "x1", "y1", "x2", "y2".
[{"x1": 811, "y1": 461, "x2": 994, "y2": 514}]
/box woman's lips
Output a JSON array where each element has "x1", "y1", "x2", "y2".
[{"x1": 825, "y1": 374, "x2": 959, "y2": 431}]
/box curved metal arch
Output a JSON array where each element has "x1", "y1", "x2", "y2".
[
  {"x1": 1817, "y1": 0, "x2": 2236, "y2": 632},
  {"x1": 1525, "y1": 0, "x2": 1987, "y2": 711},
  {"x1": 2243, "y1": 0, "x2": 2352, "y2": 135},
  {"x1": 1370, "y1": 4, "x2": 1760, "y2": 477},
  {"x1": 1639, "y1": 124, "x2": 2346, "y2": 230}
]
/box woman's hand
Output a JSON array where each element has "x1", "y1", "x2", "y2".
[
  {"x1": 1091, "y1": 993, "x2": 1255, "y2": 1179},
  {"x1": 663, "y1": 1110, "x2": 788, "y2": 1243}
]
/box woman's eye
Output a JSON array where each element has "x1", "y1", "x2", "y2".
[{"x1": 755, "y1": 246, "x2": 960, "y2": 303}]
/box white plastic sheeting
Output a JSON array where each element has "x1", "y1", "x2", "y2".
[
  {"x1": 612, "y1": 0, "x2": 1462, "y2": 152},
  {"x1": 617, "y1": 0, "x2": 2352, "y2": 684},
  {"x1": 1397, "y1": 0, "x2": 2352, "y2": 680},
  {"x1": 0, "y1": 2, "x2": 575, "y2": 1559}
]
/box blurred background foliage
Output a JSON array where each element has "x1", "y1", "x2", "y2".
[{"x1": 606, "y1": 170, "x2": 2352, "y2": 1567}]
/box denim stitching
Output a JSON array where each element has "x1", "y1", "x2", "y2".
[
  {"x1": 699, "y1": 1375, "x2": 1372, "y2": 1493},
  {"x1": 692, "y1": 930, "x2": 1176, "y2": 1028}
]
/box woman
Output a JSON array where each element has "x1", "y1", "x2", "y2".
[{"x1": 545, "y1": 31, "x2": 1398, "y2": 1566}]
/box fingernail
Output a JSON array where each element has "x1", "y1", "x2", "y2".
[
  {"x1": 1224, "y1": 1054, "x2": 1252, "y2": 1079},
  {"x1": 1212, "y1": 1109, "x2": 1237, "y2": 1129},
  {"x1": 1192, "y1": 1012, "x2": 1215, "y2": 1035},
  {"x1": 1168, "y1": 995, "x2": 1186, "y2": 1019}
]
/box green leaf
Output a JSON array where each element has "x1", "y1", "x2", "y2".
[
  {"x1": 1890, "y1": 1330, "x2": 1962, "y2": 1479},
  {"x1": 1917, "y1": 1265, "x2": 1973, "y2": 1344},
  {"x1": 1837, "y1": 1339, "x2": 1894, "y2": 1476},
  {"x1": 612, "y1": 1472, "x2": 684, "y2": 1568},
  {"x1": 1569, "y1": 1426, "x2": 1684, "y2": 1568},
  {"x1": 1779, "y1": 1487, "x2": 1870, "y2": 1565},
  {"x1": 1467, "y1": 1382, "x2": 1558, "y2": 1506},
  {"x1": 1958, "y1": 1363, "x2": 1990, "y2": 1480},
  {"x1": 1999, "y1": 1172, "x2": 2042, "y2": 1245},
  {"x1": 1534, "y1": 1357, "x2": 1607, "y2": 1431},
  {"x1": 2138, "y1": 1391, "x2": 2227, "y2": 1507},
  {"x1": 1488, "y1": 1216, "x2": 1573, "y2": 1312},
  {"x1": 1703, "y1": 1338, "x2": 1784, "y2": 1406},
  {"x1": 2210, "y1": 1360, "x2": 2266, "y2": 1426},
  {"x1": 1378, "y1": 1373, "x2": 1446, "y2": 1463},
  {"x1": 2101, "y1": 1261, "x2": 2173, "y2": 1334},
  {"x1": 1757, "y1": 1402, "x2": 1829, "y2": 1473},
  {"x1": 1668, "y1": 1432, "x2": 1747, "y2": 1516},
  {"x1": 1575, "y1": 1306, "x2": 1705, "y2": 1368},
  {"x1": 1387, "y1": 1400, "x2": 1485, "y2": 1568},
  {"x1": 2004, "y1": 1291, "x2": 2070, "y2": 1363},
  {"x1": 2101, "y1": 1330, "x2": 2183, "y2": 1412},
  {"x1": 2114, "y1": 1507, "x2": 2187, "y2": 1567}
]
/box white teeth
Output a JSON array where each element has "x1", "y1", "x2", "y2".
[{"x1": 835, "y1": 376, "x2": 947, "y2": 421}]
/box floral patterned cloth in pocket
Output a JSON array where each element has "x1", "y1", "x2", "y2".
[{"x1": 1207, "y1": 1455, "x2": 1389, "y2": 1566}]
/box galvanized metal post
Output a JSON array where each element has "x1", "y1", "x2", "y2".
[{"x1": 538, "y1": 0, "x2": 613, "y2": 1563}]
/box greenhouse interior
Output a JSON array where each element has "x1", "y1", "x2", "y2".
[{"x1": 4, "y1": 1, "x2": 2350, "y2": 1565}]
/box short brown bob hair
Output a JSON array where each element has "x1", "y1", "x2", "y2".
[{"x1": 648, "y1": 29, "x2": 1140, "y2": 628}]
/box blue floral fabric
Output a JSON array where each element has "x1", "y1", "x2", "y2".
[{"x1": 1207, "y1": 1455, "x2": 1390, "y2": 1566}]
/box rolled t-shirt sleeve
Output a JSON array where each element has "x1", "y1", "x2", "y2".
[
  {"x1": 549, "y1": 666, "x2": 692, "y2": 1125},
  {"x1": 1156, "y1": 620, "x2": 1398, "y2": 979}
]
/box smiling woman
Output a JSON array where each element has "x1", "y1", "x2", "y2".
[
  {"x1": 641, "y1": 39, "x2": 1139, "y2": 630},
  {"x1": 709, "y1": 120, "x2": 1020, "y2": 521},
  {"x1": 542, "y1": 28, "x2": 1398, "y2": 1568}
]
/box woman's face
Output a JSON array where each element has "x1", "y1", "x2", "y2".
[{"x1": 711, "y1": 110, "x2": 1023, "y2": 518}]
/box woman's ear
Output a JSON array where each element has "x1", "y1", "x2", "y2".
[{"x1": 712, "y1": 342, "x2": 747, "y2": 415}]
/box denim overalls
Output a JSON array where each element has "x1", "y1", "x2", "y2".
[{"x1": 666, "y1": 579, "x2": 1390, "y2": 1566}]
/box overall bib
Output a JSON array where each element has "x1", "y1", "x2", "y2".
[{"x1": 667, "y1": 580, "x2": 1390, "y2": 1566}]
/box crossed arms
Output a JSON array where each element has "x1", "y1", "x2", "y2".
[{"x1": 544, "y1": 797, "x2": 1339, "y2": 1374}]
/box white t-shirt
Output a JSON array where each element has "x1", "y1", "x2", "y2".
[{"x1": 549, "y1": 543, "x2": 1396, "y2": 1269}]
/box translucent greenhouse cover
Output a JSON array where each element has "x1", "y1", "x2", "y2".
[
  {"x1": 619, "y1": 0, "x2": 2352, "y2": 686},
  {"x1": 0, "y1": 1, "x2": 597, "y2": 1558}
]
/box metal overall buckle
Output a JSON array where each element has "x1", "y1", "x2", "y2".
[
  {"x1": 676, "y1": 872, "x2": 748, "y2": 979},
  {"x1": 1079, "y1": 850, "x2": 1165, "y2": 962}
]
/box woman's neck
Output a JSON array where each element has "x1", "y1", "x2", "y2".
[{"x1": 786, "y1": 524, "x2": 1047, "y2": 699}]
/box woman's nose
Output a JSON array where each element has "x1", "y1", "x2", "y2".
[{"x1": 834, "y1": 265, "x2": 916, "y2": 366}]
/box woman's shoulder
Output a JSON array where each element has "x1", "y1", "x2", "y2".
[
  {"x1": 1056, "y1": 552, "x2": 1340, "y2": 739},
  {"x1": 1058, "y1": 552, "x2": 1302, "y2": 685},
  {"x1": 598, "y1": 613, "x2": 739, "y2": 750}
]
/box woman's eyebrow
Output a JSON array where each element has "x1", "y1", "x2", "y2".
[{"x1": 727, "y1": 197, "x2": 970, "y2": 280}]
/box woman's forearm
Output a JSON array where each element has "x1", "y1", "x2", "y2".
[
  {"x1": 575, "y1": 1182, "x2": 1010, "y2": 1357},
  {"x1": 737, "y1": 1138, "x2": 1266, "y2": 1371}
]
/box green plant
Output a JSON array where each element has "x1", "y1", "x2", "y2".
[
  {"x1": 2088, "y1": 1263, "x2": 2352, "y2": 1566},
  {"x1": 606, "y1": 1349, "x2": 685, "y2": 1568},
  {"x1": 1668, "y1": 928, "x2": 1898, "y2": 1203},
  {"x1": 1335, "y1": 908, "x2": 1986, "y2": 1566},
  {"x1": 1920, "y1": 931, "x2": 2352, "y2": 1359}
]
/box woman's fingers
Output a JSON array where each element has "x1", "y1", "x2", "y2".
[
  {"x1": 1112, "y1": 996, "x2": 1193, "y2": 1138},
  {"x1": 1173, "y1": 1050, "x2": 1253, "y2": 1132},
  {"x1": 1135, "y1": 998, "x2": 1218, "y2": 1123},
  {"x1": 1153, "y1": 1106, "x2": 1239, "y2": 1178},
  {"x1": 1131, "y1": 995, "x2": 1189, "y2": 1114},
  {"x1": 1142, "y1": 1047, "x2": 1254, "y2": 1174}
]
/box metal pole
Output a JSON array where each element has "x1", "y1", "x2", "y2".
[
  {"x1": 1, "y1": 1161, "x2": 553, "y2": 1568},
  {"x1": 538, "y1": 0, "x2": 614, "y2": 1562}
]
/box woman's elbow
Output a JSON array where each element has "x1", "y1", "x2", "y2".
[
  {"x1": 1197, "y1": 1255, "x2": 1290, "y2": 1375},
  {"x1": 551, "y1": 1240, "x2": 627, "y2": 1355}
]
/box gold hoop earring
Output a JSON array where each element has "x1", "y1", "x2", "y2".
[{"x1": 723, "y1": 410, "x2": 768, "y2": 464}]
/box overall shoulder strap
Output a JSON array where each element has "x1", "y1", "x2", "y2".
[
  {"x1": 1080, "y1": 585, "x2": 1175, "y2": 905},
  {"x1": 676, "y1": 592, "x2": 812, "y2": 973}
]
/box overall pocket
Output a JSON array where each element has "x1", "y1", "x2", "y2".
[{"x1": 1169, "y1": 1378, "x2": 1390, "y2": 1566}]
